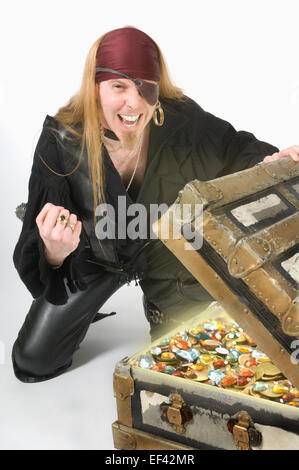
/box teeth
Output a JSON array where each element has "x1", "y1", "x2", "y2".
[{"x1": 119, "y1": 114, "x2": 140, "y2": 122}]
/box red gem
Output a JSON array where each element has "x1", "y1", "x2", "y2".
[
  {"x1": 172, "y1": 370, "x2": 185, "y2": 377},
  {"x1": 238, "y1": 368, "x2": 255, "y2": 377},
  {"x1": 213, "y1": 360, "x2": 226, "y2": 369},
  {"x1": 237, "y1": 376, "x2": 249, "y2": 386}
]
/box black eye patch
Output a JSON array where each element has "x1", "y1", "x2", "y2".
[{"x1": 96, "y1": 67, "x2": 159, "y2": 105}]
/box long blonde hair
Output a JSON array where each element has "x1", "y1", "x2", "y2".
[{"x1": 49, "y1": 28, "x2": 185, "y2": 226}]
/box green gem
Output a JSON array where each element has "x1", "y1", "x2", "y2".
[
  {"x1": 253, "y1": 382, "x2": 268, "y2": 392},
  {"x1": 164, "y1": 365, "x2": 176, "y2": 374}
]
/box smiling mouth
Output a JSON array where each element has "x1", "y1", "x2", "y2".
[{"x1": 118, "y1": 114, "x2": 142, "y2": 127}]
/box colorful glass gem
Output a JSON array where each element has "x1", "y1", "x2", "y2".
[
  {"x1": 151, "y1": 347, "x2": 162, "y2": 356},
  {"x1": 151, "y1": 363, "x2": 165, "y2": 372},
  {"x1": 189, "y1": 363, "x2": 206, "y2": 371},
  {"x1": 238, "y1": 368, "x2": 255, "y2": 378},
  {"x1": 235, "y1": 346, "x2": 252, "y2": 353},
  {"x1": 213, "y1": 360, "x2": 227, "y2": 369},
  {"x1": 245, "y1": 358, "x2": 257, "y2": 367},
  {"x1": 228, "y1": 332, "x2": 238, "y2": 339},
  {"x1": 138, "y1": 355, "x2": 156, "y2": 369},
  {"x1": 252, "y1": 350, "x2": 269, "y2": 362},
  {"x1": 204, "y1": 323, "x2": 218, "y2": 331},
  {"x1": 236, "y1": 376, "x2": 249, "y2": 386},
  {"x1": 215, "y1": 346, "x2": 229, "y2": 356},
  {"x1": 282, "y1": 392, "x2": 295, "y2": 402},
  {"x1": 171, "y1": 370, "x2": 185, "y2": 377},
  {"x1": 195, "y1": 332, "x2": 210, "y2": 341},
  {"x1": 253, "y1": 382, "x2": 268, "y2": 392},
  {"x1": 176, "y1": 348, "x2": 199, "y2": 361},
  {"x1": 161, "y1": 352, "x2": 175, "y2": 360},
  {"x1": 174, "y1": 339, "x2": 190, "y2": 350},
  {"x1": 272, "y1": 384, "x2": 288, "y2": 394},
  {"x1": 199, "y1": 354, "x2": 214, "y2": 364},
  {"x1": 220, "y1": 375, "x2": 237, "y2": 387},
  {"x1": 208, "y1": 370, "x2": 226, "y2": 385},
  {"x1": 226, "y1": 353, "x2": 238, "y2": 363},
  {"x1": 163, "y1": 365, "x2": 176, "y2": 374},
  {"x1": 184, "y1": 371, "x2": 198, "y2": 379}
]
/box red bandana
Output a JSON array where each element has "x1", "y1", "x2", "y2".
[{"x1": 95, "y1": 27, "x2": 160, "y2": 83}]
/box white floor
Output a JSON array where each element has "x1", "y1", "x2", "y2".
[{"x1": 1, "y1": 266, "x2": 151, "y2": 450}]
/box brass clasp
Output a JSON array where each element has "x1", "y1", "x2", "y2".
[
  {"x1": 160, "y1": 393, "x2": 193, "y2": 434},
  {"x1": 227, "y1": 410, "x2": 262, "y2": 450}
]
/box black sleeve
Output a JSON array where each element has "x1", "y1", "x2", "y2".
[
  {"x1": 204, "y1": 111, "x2": 280, "y2": 177},
  {"x1": 13, "y1": 122, "x2": 88, "y2": 305}
]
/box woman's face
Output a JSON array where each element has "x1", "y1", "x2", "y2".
[{"x1": 97, "y1": 78, "x2": 157, "y2": 149}]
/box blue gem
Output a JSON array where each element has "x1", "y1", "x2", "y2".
[
  {"x1": 252, "y1": 350, "x2": 267, "y2": 360},
  {"x1": 164, "y1": 366, "x2": 176, "y2": 374},
  {"x1": 208, "y1": 370, "x2": 225, "y2": 384},
  {"x1": 175, "y1": 348, "x2": 199, "y2": 361},
  {"x1": 151, "y1": 347, "x2": 162, "y2": 356},
  {"x1": 138, "y1": 355, "x2": 156, "y2": 369},
  {"x1": 195, "y1": 332, "x2": 210, "y2": 341},
  {"x1": 204, "y1": 323, "x2": 218, "y2": 331}
]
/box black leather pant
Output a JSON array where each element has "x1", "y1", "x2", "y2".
[
  {"x1": 11, "y1": 266, "x2": 130, "y2": 384},
  {"x1": 12, "y1": 243, "x2": 213, "y2": 383}
]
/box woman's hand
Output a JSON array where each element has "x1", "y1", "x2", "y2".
[
  {"x1": 263, "y1": 145, "x2": 299, "y2": 163},
  {"x1": 36, "y1": 202, "x2": 82, "y2": 267}
]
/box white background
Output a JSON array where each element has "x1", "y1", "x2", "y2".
[{"x1": 0, "y1": 0, "x2": 298, "y2": 450}]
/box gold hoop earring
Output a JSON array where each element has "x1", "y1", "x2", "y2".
[
  {"x1": 99, "y1": 123, "x2": 105, "y2": 139},
  {"x1": 153, "y1": 101, "x2": 164, "y2": 126}
]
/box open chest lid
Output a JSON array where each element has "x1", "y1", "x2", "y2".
[{"x1": 152, "y1": 158, "x2": 299, "y2": 389}]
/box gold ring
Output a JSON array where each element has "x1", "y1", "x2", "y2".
[
  {"x1": 66, "y1": 223, "x2": 75, "y2": 232},
  {"x1": 57, "y1": 214, "x2": 68, "y2": 225}
]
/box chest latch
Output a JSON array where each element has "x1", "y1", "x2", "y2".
[
  {"x1": 227, "y1": 411, "x2": 262, "y2": 450},
  {"x1": 160, "y1": 393, "x2": 193, "y2": 434}
]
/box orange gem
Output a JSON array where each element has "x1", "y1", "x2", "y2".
[
  {"x1": 174, "y1": 339, "x2": 190, "y2": 350},
  {"x1": 245, "y1": 358, "x2": 257, "y2": 367},
  {"x1": 282, "y1": 392, "x2": 295, "y2": 402},
  {"x1": 246, "y1": 336, "x2": 256, "y2": 345},
  {"x1": 151, "y1": 363, "x2": 166, "y2": 372},
  {"x1": 235, "y1": 346, "x2": 251, "y2": 353},
  {"x1": 220, "y1": 375, "x2": 237, "y2": 387}
]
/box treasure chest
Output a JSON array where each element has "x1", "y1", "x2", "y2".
[{"x1": 112, "y1": 157, "x2": 299, "y2": 450}]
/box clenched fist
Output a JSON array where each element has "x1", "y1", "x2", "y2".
[{"x1": 36, "y1": 202, "x2": 82, "y2": 267}]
